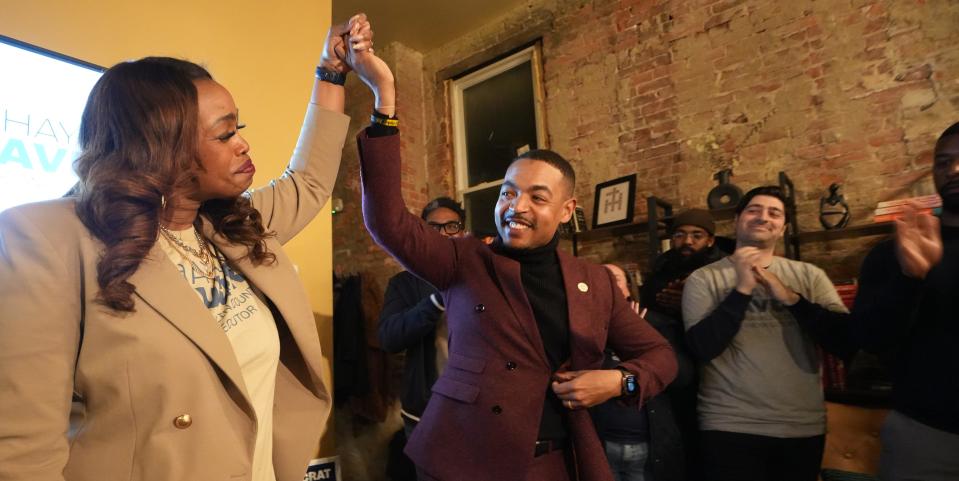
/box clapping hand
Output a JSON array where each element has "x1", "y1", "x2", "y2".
[
  {"x1": 655, "y1": 278, "x2": 685, "y2": 310},
  {"x1": 627, "y1": 298, "x2": 641, "y2": 315},
  {"x1": 752, "y1": 265, "x2": 800, "y2": 305},
  {"x1": 895, "y1": 203, "x2": 943, "y2": 279},
  {"x1": 731, "y1": 246, "x2": 763, "y2": 295}
]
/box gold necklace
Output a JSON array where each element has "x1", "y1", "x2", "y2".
[
  {"x1": 158, "y1": 225, "x2": 220, "y2": 280},
  {"x1": 159, "y1": 225, "x2": 210, "y2": 260}
]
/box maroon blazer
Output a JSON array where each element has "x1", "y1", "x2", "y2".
[{"x1": 357, "y1": 131, "x2": 678, "y2": 481}]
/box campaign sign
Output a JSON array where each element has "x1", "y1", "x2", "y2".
[
  {"x1": 0, "y1": 36, "x2": 102, "y2": 213},
  {"x1": 303, "y1": 456, "x2": 339, "y2": 481}
]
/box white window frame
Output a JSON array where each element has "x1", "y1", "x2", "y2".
[{"x1": 449, "y1": 44, "x2": 548, "y2": 230}]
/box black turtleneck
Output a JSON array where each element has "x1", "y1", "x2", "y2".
[{"x1": 493, "y1": 234, "x2": 570, "y2": 441}]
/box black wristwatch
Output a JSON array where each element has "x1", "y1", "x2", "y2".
[
  {"x1": 619, "y1": 369, "x2": 638, "y2": 397},
  {"x1": 315, "y1": 66, "x2": 346, "y2": 86}
]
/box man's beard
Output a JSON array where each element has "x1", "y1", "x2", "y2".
[
  {"x1": 940, "y1": 180, "x2": 959, "y2": 213},
  {"x1": 665, "y1": 245, "x2": 715, "y2": 275}
]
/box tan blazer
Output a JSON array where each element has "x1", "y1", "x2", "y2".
[{"x1": 0, "y1": 106, "x2": 350, "y2": 481}]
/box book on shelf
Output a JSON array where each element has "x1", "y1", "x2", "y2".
[
  {"x1": 563, "y1": 206, "x2": 589, "y2": 235},
  {"x1": 874, "y1": 208, "x2": 937, "y2": 223},
  {"x1": 874, "y1": 204, "x2": 940, "y2": 215},
  {"x1": 873, "y1": 194, "x2": 942, "y2": 223},
  {"x1": 833, "y1": 280, "x2": 857, "y2": 310},
  {"x1": 820, "y1": 345, "x2": 847, "y2": 391},
  {"x1": 821, "y1": 279, "x2": 856, "y2": 392},
  {"x1": 875, "y1": 194, "x2": 941, "y2": 209},
  {"x1": 573, "y1": 207, "x2": 587, "y2": 232}
]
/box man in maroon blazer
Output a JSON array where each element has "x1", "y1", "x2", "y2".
[{"x1": 351, "y1": 46, "x2": 676, "y2": 481}]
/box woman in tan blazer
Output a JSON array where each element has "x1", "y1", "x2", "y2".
[{"x1": 0, "y1": 15, "x2": 391, "y2": 481}]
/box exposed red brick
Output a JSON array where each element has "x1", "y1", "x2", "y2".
[
  {"x1": 895, "y1": 63, "x2": 933, "y2": 82},
  {"x1": 333, "y1": 0, "x2": 959, "y2": 358},
  {"x1": 868, "y1": 129, "x2": 905, "y2": 147}
]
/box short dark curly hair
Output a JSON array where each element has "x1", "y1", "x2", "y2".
[
  {"x1": 512, "y1": 149, "x2": 576, "y2": 197},
  {"x1": 421, "y1": 196, "x2": 465, "y2": 222},
  {"x1": 735, "y1": 185, "x2": 787, "y2": 215}
]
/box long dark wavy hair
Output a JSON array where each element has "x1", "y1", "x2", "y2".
[{"x1": 74, "y1": 57, "x2": 275, "y2": 312}]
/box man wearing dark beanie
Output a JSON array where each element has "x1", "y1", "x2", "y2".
[
  {"x1": 640, "y1": 208, "x2": 724, "y2": 319},
  {"x1": 636, "y1": 208, "x2": 723, "y2": 481}
]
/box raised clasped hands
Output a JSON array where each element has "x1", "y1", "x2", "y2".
[
  {"x1": 895, "y1": 202, "x2": 943, "y2": 279},
  {"x1": 338, "y1": 14, "x2": 395, "y2": 112},
  {"x1": 320, "y1": 13, "x2": 395, "y2": 113},
  {"x1": 321, "y1": 14, "x2": 371, "y2": 74}
]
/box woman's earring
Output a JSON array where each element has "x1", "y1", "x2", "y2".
[{"x1": 160, "y1": 195, "x2": 167, "y2": 210}]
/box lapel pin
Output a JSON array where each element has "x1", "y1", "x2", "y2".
[{"x1": 577, "y1": 282, "x2": 589, "y2": 293}]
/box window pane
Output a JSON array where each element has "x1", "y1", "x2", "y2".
[
  {"x1": 463, "y1": 61, "x2": 537, "y2": 186},
  {"x1": 463, "y1": 184, "x2": 502, "y2": 238}
]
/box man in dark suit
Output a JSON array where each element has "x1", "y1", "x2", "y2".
[
  {"x1": 379, "y1": 197, "x2": 466, "y2": 437},
  {"x1": 351, "y1": 34, "x2": 674, "y2": 481},
  {"x1": 356, "y1": 105, "x2": 675, "y2": 481},
  {"x1": 637, "y1": 208, "x2": 726, "y2": 481}
]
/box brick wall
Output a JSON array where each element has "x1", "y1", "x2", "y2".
[
  {"x1": 333, "y1": 1, "x2": 959, "y2": 477},
  {"x1": 331, "y1": 43, "x2": 432, "y2": 479},
  {"x1": 335, "y1": 0, "x2": 959, "y2": 285},
  {"x1": 333, "y1": 42, "x2": 431, "y2": 290}
]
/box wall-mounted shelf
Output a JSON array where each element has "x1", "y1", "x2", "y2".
[
  {"x1": 571, "y1": 172, "x2": 896, "y2": 263},
  {"x1": 573, "y1": 221, "x2": 647, "y2": 243},
  {"x1": 569, "y1": 206, "x2": 736, "y2": 258},
  {"x1": 793, "y1": 222, "x2": 894, "y2": 243}
]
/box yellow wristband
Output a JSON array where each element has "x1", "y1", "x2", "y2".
[{"x1": 370, "y1": 114, "x2": 398, "y2": 127}]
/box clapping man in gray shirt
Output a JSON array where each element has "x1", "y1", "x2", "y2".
[{"x1": 681, "y1": 186, "x2": 855, "y2": 481}]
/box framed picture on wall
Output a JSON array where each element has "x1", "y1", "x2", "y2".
[{"x1": 592, "y1": 174, "x2": 636, "y2": 228}]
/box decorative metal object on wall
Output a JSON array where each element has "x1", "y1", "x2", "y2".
[
  {"x1": 707, "y1": 169, "x2": 743, "y2": 210},
  {"x1": 819, "y1": 183, "x2": 851, "y2": 230}
]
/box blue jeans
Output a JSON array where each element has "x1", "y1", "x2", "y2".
[
  {"x1": 880, "y1": 410, "x2": 959, "y2": 481},
  {"x1": 603, "y1": 440, "x2": 651, "y2": 481}
]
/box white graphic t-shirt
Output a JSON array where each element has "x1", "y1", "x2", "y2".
[{"x1": 159, "y1": 226, "x2": 279, "y2": 481}]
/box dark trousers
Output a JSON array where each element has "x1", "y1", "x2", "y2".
[{"x1": 699, "y1": 430, "x2": 824, "y2": 481}]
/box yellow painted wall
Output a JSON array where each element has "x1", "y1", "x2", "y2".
[{"x1": 1, "y1": 0, "x2": 338, "y2": 455}]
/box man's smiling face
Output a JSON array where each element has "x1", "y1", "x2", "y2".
[{"x1": 494, "y1": 158, "x2": 576, "y2": 249}]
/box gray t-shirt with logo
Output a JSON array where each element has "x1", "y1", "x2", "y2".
[{"x1": 682, "y1": 256, "x2": 847, "y2": 438}]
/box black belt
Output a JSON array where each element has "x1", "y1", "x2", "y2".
[{"x1": 533, "y1": 438, "x2": 567, "y2": 457}]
